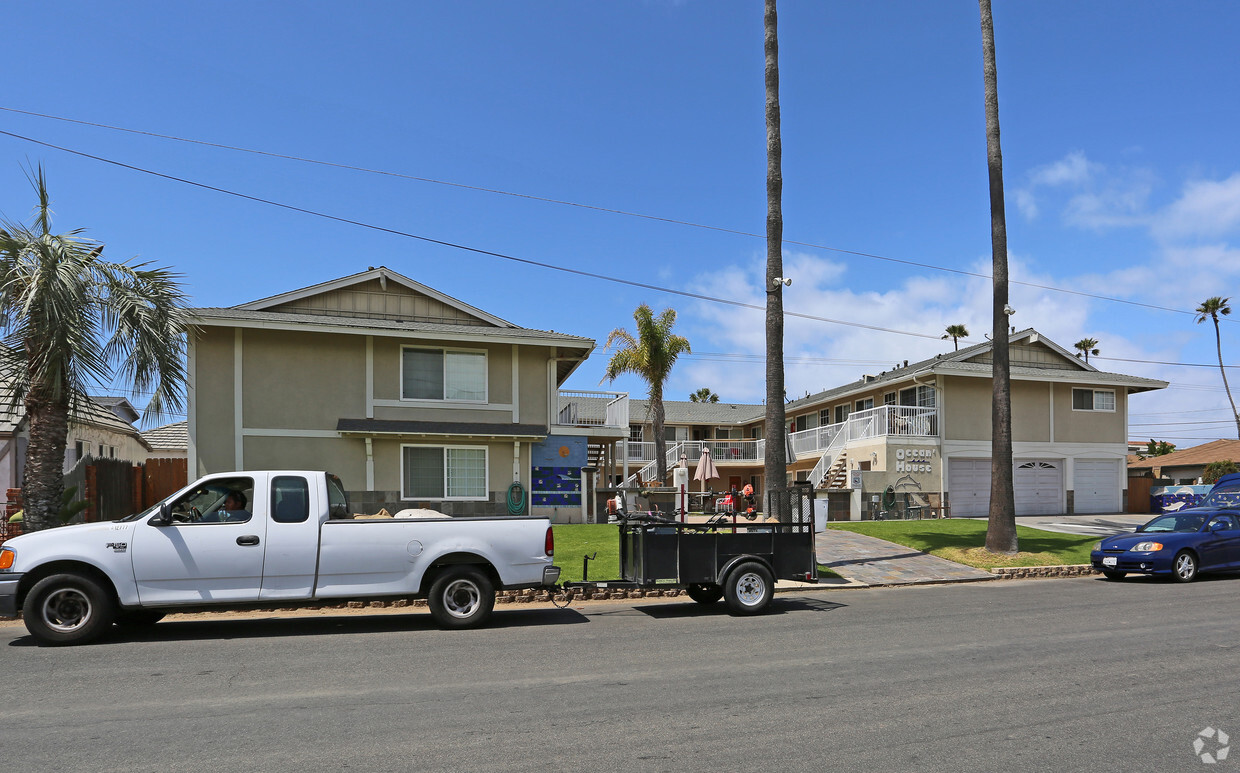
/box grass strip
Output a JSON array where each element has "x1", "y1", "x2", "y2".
[{"x1": 825, "y1": 520, "x2": 1099, "y2": 569}]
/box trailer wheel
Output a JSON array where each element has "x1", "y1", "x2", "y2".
[
  {"x1": 686, "y1": 583, "x2": 723, "y2": 605},
  {"x1": 427, "y1": 567, "x2": 495, "y2": 629},
  {"x1": 723, "y1": 561, "x2": 773, "y2": 616},
  {"x1": 23, "y1": 573, "x2": 115, "y2": 646}
]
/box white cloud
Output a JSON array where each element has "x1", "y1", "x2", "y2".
[
  {"x1": 1153, "y1": 173, "x2": 1240, "y2": 241},
  {"x1": 1014, "y1": 150, "x2": 1154, "y2": 230}
]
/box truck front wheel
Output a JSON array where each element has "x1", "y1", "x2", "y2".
[
  {"x1": 723, "y1": 561, "x2": 774, "y2": 616},
  {"x1": 23, "y1": 573, "x2": 115, "y2": 646},
  {"x1": 427, "y1": 567, "x2": 495, "y2": 629}
]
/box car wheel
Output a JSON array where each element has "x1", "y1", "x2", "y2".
[
  {"x1": 427, "y1": 567, "x2": 495, "y2": 629},
  {"x1": 114, "y1": 610, "x2": 167, "y2": 627},
  {"x1": 723, "y1": 561, "x2": 774, "y2": 616},
  {"x1": 1102, "y1": 571, "x2": 1126, "y2": 581},
  {"x1": 685, "y1": 583, "x2": 723, "y2": 605},
  {"x1": 1173, "y1": 551, "x2": 1199, "y2": 583},
  {"x1": 23, "y1": 573, "x2": 115, "y2": 646}
]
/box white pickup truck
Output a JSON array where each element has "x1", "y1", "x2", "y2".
[{"x1": 0, "y1": 471, "x2": 560, "y2": 645}]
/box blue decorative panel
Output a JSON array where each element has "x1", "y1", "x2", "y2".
[
  {"x1": 532, "y1": 436, "x2": 587, "y2": 468},
  {"x1": 532, "y1": 466, "x2": 581, "y2": 507},
  {"x1": 1150, "y1": 485, "x2": 1210, "y2": 513}
]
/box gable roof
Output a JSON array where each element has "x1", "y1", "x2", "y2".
[
  {"x1": 784, "y1": 328, "x2": 1166, "y2": 412},
  {"x1": 1128, "y1": 439, "x2": 1240, "y2": 470},
  {"x1": 141, "y1": 420, "x2": 188, "y2": 451},
  {"x1": 235, "y1": 266, "x2": 515, "y2": 328}
]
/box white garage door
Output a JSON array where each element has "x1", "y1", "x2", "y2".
[
  {"x1": 1074, "y1": 459, "x2": 1121, "y2": 514},
  {"x1": 949, "y1": 458, "x2": 991, "y2": 517},
  {"x1": 1014, "y1": 460, "x2": 1062, "y2": 516}
]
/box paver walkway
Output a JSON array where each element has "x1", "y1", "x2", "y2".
[{"x1": 815, "y1": 529, "x2": 994, "y2": 586}]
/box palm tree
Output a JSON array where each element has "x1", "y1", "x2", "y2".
[
  {"x1": 0, "y1": 166, "x2": 188, "y2": 531},
  {"x1": 690, "y1": 387, "x2": 719, "y2": 403},
  {"x1": 1074, "y1": 337, "x2": 1100, "y2": 364},
  {"x1": 601, "y1": 304, "x2": 691, "y2": 482},
  {"x1": 763, "y1": 0, "x2": 789, "y2": 517},
  {"x1": 942, "y1": 324, "x2": 970, "y2": 351},
  {"x1": 979, "y1": 0, "x2": 1017, "y2": 554},
  {"x1": 1195, "y1": 296, "x2": 1239, "y2": 438}
]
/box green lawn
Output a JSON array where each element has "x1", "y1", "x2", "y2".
[
  {"x1": 552, "y1": 524, "x2": 841, "y2": 583},
  {"x1": 825, "y1": 520, "x2": 1098, "y2": 568}
]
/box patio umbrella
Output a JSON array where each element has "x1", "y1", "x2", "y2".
[{"x1": 693, "y1": 446, "x2": 720, "y2": 491}]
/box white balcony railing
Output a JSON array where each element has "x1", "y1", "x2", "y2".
[
  {"x1": 555, "y1": 390, "x2": 629, "y2": 429},
  {"x1": 790, "y1": 405, "x2": 937, "y2": 459}
]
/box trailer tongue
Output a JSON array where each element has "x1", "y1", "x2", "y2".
[{"x1": 564, "y1": 485, "x2": 819, "y2": 615}]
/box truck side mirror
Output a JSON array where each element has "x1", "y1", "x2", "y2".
[{"x1": 149, "y1": 503, "x2": 172, "y2": 527}]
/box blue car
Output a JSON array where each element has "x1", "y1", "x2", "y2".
[{"x1": 1091, "y1": 473, "x2": 1240, "y2": 582}]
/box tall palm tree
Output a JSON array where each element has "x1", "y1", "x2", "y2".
[
  {"x1": 1074, "y1": 337, "x2": 1100, "y2": 363},
  {"x1": 1195, "y1": 296, "x2": 1239, "y2": 438},
  {"x1": 601, "y1": 304, "x2": 691, "y2": 482},
  {"x1": 690, "y1": 387, "x2": 719, "y2": 403},
  {"x1": 763, "y1": 0, "x2": 789, "y2": 517},
  {"x1": 0, "y1": 166, "x2": 188, "y2": 531},
  {"x1": 942, "y1": 324, "x2": 970, "y2": 351},
  {"x1": 979, "y1": 0, "x2": 1017, "y2": 554}
]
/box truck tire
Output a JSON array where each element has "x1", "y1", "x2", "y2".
[
  {"x1": 686, "y1": 583, "x2": 723, "y2": 605},
  {"x1": 427, "y1": 567, "x2": 495, "y2": 629},
  {"x1": 723, "y1": 561, "x2": 773, "y2": 616},
  {"x1": 23, "y1": 573, "x2": 116, "y2": 646}
]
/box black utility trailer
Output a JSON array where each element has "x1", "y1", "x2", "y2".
[{"x1": 565, "y1": 485, "x2": 818, "y2": 615}]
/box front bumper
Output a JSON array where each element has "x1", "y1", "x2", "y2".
[
  {"x1": 0, "y1": 574, "x2": 23, "y2": 618},
  {"x1": 1091, "y1": 551, "x2": 1172, "y2": 575}
]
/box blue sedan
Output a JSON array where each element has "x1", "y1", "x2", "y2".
[{"x1": 1091, "y1": 510, "x2": 1240, "y2": 582}]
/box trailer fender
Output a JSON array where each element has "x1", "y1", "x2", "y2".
[{"x1": 716, "y1": 555, "x2": 775, "y2": 586}]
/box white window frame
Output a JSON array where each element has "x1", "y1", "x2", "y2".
[
  {"x1": 833, "y1": 404, "x2": 850, "y2": 424},
  {"x1": 400, "y1": 443, "x2": 489, "y2": 501},
  {"x1": 855, "y1": 397, "x2": 874, "y2": 411},
  {"x1": 399, "y1": 345, "x2": 489, "y2": 404},
  {"x1": 1072, "y1": 388, "x2": 1116, "y2": 412},
  {"x1": 883, "y1": 391, "x2": 897, "y2": 406}
]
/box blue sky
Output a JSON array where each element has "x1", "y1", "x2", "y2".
[{"x1": 3, "y1": 1, "x2": 1239, "y2": 444}]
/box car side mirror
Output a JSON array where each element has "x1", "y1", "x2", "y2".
[{"x1": 149, "y1": 503, "x2": 173, "y2": 527}]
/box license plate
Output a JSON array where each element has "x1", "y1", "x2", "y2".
[{"x1": 1102, "y1": 556, "x2": 1117, "y2": 567}]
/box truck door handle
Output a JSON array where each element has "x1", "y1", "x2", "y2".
[{"x1": 237, "y1": 535, "x2": 260, "y2": 546}]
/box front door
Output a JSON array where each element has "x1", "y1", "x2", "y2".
[{"x1": 131, "y1": 475, "x2": 267, "y2": 605}]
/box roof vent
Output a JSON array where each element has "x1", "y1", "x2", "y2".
[{"x1": 863, "y1": 374, "x2": 878, "y2": 383}]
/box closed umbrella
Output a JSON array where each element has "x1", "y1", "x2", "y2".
[{"x1": 693, "y1": 446, "x2": 720, "y2": 491}]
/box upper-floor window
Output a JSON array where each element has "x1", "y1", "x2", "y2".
[
  {"x1": 401, "y1": 347, "x2": 487, "y2": 402},
  {"x1": 629, "y1": 424, "x2": 644, "y2": 442},
  {"x1": 1072, "y1": 388, "x2": 1115, "y2": 412},
  {"x1": 883, "y1": 392, "x2": 897, "y2": 406},
  {"x1": 818, "y1": 408, "x2": 830, "y2": 426},
  {"x1": 833, "y1": 404, "x2": 850, "y2": 424},
  {"x1": 855, "y1": 397, "x2": 874, "y2": 411},
  {"x1": 899, "y1": 385, "x2": 936, "y2": 408}
]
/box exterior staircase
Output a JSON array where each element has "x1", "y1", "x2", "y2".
[{"x1": 824, "y1": 452, "x2": 850, "y2": 490}]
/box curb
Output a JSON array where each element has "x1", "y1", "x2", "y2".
[{"x1": 989, "y1": 564, "x2": 1099, "y2": 580}]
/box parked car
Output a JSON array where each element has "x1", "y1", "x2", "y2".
[{"x1": 1091, "y1": 474, "x2": 1240, "y2": 582}]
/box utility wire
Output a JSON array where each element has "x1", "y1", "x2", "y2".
[
  {"x1": 0, "y1": 128, "x2": 944, "y2": 341},
  {"x1": 0, "y1": 105, "x2": 1219, "y2": 321}
]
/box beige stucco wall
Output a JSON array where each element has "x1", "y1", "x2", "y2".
[
  {"x1": 192, "y1": 327, "x2": 239, "y2": 474},
  {"x1": 65, "y1": 424, "x2": 149, "y2": 465},
  {"x1": 242, "y1": 436, "x2": 366, "y2": 485},
  {"x1": 242, "y1": 328, "x2": 367, "y2": 429},
  {"x1": 942, "y1": 376, "x2": 991, "y2": 441},
  {"x1": 1052, "y1": 382, "x2": 1126, "y2": 443}
]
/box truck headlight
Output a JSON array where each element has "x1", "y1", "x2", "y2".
[{"x1": 0, "y1": 548, "x2": 14, "y2": 570}]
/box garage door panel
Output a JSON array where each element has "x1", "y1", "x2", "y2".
[
  {"x1": 949, "y1": 459, "x2": 991, "y2": 518},
  {"x1": 1015, "y1": 460, "x2": 1062, "y2": 516},
  {"x1": 1074, "y1": 459, "x2": 1120, "y2": 514}
]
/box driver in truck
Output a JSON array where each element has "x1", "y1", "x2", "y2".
[{"x1": 201, "y1": 490, "x2": 251, "y2": 522}]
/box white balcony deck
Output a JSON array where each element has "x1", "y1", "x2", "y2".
[{"x1": 555, "y1": 390, "x2": 629, "y2": 430}]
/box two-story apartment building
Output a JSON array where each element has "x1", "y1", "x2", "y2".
[
  {"x1": 187, "y1": 267, "x2": 625, "y2": 519},
  {"x1": 600, "y1": 329, "x2": 1167, "y2": 518}
]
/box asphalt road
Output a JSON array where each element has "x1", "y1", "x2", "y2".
[{"x1": 2, "y1": 576, "x2": 1238, "y2": 773}]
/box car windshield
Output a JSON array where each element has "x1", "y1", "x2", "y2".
[
  {"x1": 1201, "y1": 484, "x2": 1240, "y2": 509},
  {"x1": 1139, "y1": 514, "x2": 1207, "y2": 533}
]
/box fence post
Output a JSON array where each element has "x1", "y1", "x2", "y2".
[
  {"x1": 132, "y1": 464, "x2": 144, "y2": 511},
  {"x1": 84, "y1": 464, "x2": 98, "y2": 523}
]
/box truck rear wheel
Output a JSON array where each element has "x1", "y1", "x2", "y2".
[
  {"x1": 23, "y1": 573, "x2": 115, "y2": 646},
  {"x1": 723, "y1": 561, "x2": 773, "y2": 616},
  {"x1": 686, "y1": 583, "x2": 723, "y2": 604},
  {"x1": 427, "y1": 567, "x2": 495, "y2": 629}
]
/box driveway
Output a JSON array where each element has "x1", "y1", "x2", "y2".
[{"x1": 815, "y1": 528, "x2": 994, "y2": 586}]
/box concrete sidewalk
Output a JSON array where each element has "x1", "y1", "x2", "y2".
[{"x1": 814, "y1": 528, "x2": 995, "y2": 587}]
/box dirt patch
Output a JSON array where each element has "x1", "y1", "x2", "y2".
[{"x1": 938, "y1": 546, "x2": 1066, "y2": 568}]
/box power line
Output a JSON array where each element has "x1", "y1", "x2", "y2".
[
  {"x1": 0, "y1": 128, "x2": 945, "y2": 341},
  {"x1": 0, "y1": 105, "x2": 1221, "y2": 322}
]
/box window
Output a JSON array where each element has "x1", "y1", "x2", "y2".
[
  {"x1": 326, "y1": 473, "x2": 350, "y2": 519},
  {"x1": 271, "y1": 476, "x2": 310, "y2": 523},
  {"x1": 167, "y1": 477, "x2": 255, "y2": 524},
  {"x1": 401, "y1": 347, "x2": 487, "y2": 402},
  {"x1": 883, "y1": 392, "x2": 897, "y2": 406},
  {"x1": 855, "y1": 397, "x2": 874, "y2": 411},
  {"x1": 628, "y1": 425, "x2": 644, "y2": 442},
  {"x1": 819, "y1": 408, "x2": 830, "y2": 426},
  {"x1": 833, "y1": 404, "x2": 850, "y2": 424},
  {"x1": 899, "y1": 385, "x2": 936, "y2": 408},
  {"x1": 1072, "y1": 388, "x2": 1115, "y2": 412},
  {"x1": 402, "y1": 445, "x2": 487, "y2": 500}
]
